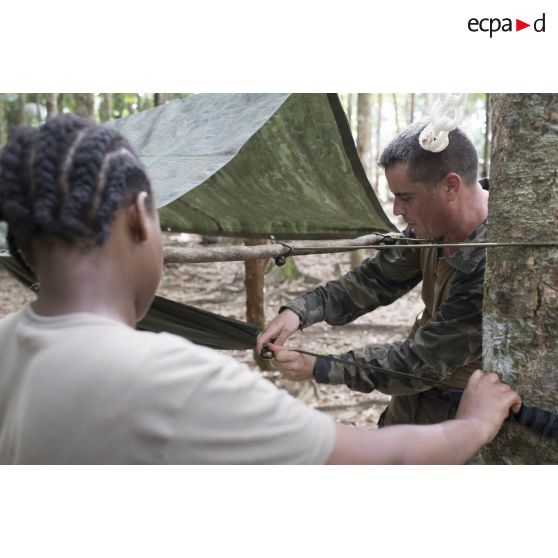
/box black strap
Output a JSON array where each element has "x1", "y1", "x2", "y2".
[{"x1": 447, "y1": 390, "x2": 558, "y2": 441}]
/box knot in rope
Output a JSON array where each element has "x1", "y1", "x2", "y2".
[{"x1": 419, "y1": 94, "x2": 467, "y2": 152}]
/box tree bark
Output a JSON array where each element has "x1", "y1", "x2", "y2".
[
  {"x1": 154, "y1": 93, "x2": 168, "y2": 107},
  {"x1": 244, "y1": 239, "x2": 272, "y2": 371},
  {"x1": 16, "y1": 93, "x2": 27, "y2": 126},
  {"x1": 374, "y1": 93, "x2": 383, "y2": 197},
  {"x1": 74, "y1": 93, "x2": 95, "y2": 118},
  {"x1": 392, "y1": 93, "x2": 400, "y2": 133},
  {"x1": 482, "y1": 94, "x2": 558, "y2": 464},
  {"x1": 345, "y1": 93, "x2": 356, "y2": 135},
  {"x1": 46, "y1": 93, "x2": 57, "y2": 120},
  {"x1": 482, "y1": 93, "x2": 490, "y2": 178},
  {"x1": 353, "y1": 93, "x2": 374, "y2": 267},
  {"x1": 0, "y1": 94, "x2": 5, "y2": 144},
  {"x1": 99, "y1": 93, "x2": 113, "y2": 122}
]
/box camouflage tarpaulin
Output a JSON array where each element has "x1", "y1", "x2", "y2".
[{"x1": 110, "y1": 93, "x2": 397, "y2": 239}]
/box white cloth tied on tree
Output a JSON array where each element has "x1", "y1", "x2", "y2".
[{"x1": 419, "y1": 94, "x2": 467, "y2": 152}]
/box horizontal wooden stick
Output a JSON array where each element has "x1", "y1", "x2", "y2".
[{"x1": 164, "y1": 233, "x2": 391, "y2": 264}]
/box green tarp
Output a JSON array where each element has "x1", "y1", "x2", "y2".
[{"x1": 110, "y1": 93, "x2": 396, "y2": 239}]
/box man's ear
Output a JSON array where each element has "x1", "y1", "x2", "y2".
[
  {"x1": 443, "y1": 173, "x2": 462, "y2": 202},
  {"x1": 127, "y1": 192, "x2": 151, "y2": 242}
]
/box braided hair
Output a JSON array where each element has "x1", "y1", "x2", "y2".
[{"x1": 0, "y1": 115, "x2": 153, "y2": 270}]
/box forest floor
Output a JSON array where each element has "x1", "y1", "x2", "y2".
[{"x1": 0, "y1": 233, "x2": 424, "y2": 430}]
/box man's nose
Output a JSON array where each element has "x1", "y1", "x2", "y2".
[{"x1": 393, "y1": 198, "x2": 404, "y2": 217}]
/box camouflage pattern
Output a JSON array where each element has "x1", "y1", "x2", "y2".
[{"x1": 283, "y1": 219, "x2": 489, "y2": 426}]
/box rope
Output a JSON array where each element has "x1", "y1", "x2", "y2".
[
  {"x1": 274, "y1": 240, "x2": 558, "y2": 262},
  {"x1": 261, "y1": 344, "x2": 558, "y2": 441},
  {"x1": 419, "y1": 94, "x2": 467, "y2": 152}
]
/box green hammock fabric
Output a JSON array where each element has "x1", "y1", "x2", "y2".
[
  {"x1": 0, "y1": 252, "x2": 258, "y2": 350},
  {"x1": 110, "y1": 93, "x2": 396, "y2": 239}
]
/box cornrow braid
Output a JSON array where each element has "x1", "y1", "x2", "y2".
[
  {"x1": 0, "y1": 126, "x2": 39, "y2": 248},
  {"x1": 0, "y1": 114, "x2": 154, "y2": 262},
  {"x1": 33, "y1": 115, "x2": 92, "y2": 241},
  {"x1": 62, "y1": 126, "x2": 126, "y2": 241}
]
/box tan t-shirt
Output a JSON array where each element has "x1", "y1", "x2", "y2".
[{"x1": 0, "y1": 305, "x2": 335, "y2": 464}]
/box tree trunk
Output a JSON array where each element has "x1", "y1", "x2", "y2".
[
  {"x1": 244, "y1": 239, "x2": 272, "y2": 371},
  {"x1": 57, "y1": 93, "x2": 65, "y2": 114},
  {"x1": 154, "y1": 93, "x2": 168, "y2": 107},
  {"x1": 374, "y1": 93, "x2": 383, "y2": 197},
  {"x1": 46, "y1": 93, "x2": 57, "y2": 120},
  {"x1": 482, "y1": 93, "x2": 490, "y2": 178},
  {"x1": 0, "y1": 94, "x2": 5, "y2": 144},
  {"x1": 16, "y1": 93, "x2": 27, "y2": 126},
  {"x1": 482, "y1": 94, "x2": 558, "y2": 464},
  {"x1": 392, "y1": 93, "x2": 400, "y2": 133},
  {"x1": 99, "y1": 93, "x2": 113, "y2": 122},
  {"x1": 353, "y1": 93, "x2": 374, "y2": 267},
  {"x1": 346, "y1": 93, "x2": 356, "y2": 135},
  {"x1": 408, "y1": 93, "x2": 415, "y2": 125},
  {"x1": 74, "y1": 93, "x2": 95, "y2": 118}
]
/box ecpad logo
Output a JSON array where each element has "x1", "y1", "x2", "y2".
[{"x1": 468, "y1": 13, "x2": 546, "y2": 37}]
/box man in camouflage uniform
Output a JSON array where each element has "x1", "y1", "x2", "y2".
[{"x1": 257, "y1": 123, "x2": 490, "y2": 426}]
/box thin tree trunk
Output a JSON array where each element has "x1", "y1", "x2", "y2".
[
  {"x1": 374, "y1": 93, "x2": 383, "y2": 196},
  {"x1": 74, "y1": 93, "x2": 95, "y2": 118},
  {"x1": 154, "y1": 93, "x2": 168, "y2": 107},
  {"x1": 46, "y1": 93, "x2": 57, "y2": 120},
  {"x1": 0, "y1": 94, "x2": 5, "y2": 144},
  {"x1": 99, "y1": 93, "x2": 113, "y2": 122},
  {"x1": 482, "y1": 93, "x2": 558, "y2": 464},
  {"x1": 353, "y1": 93, "x2": 374, "y2": 267},
  {"x1": 409, "y1": 93, "x2": 415, "y2": 124},
  {"x1": 16, "y1": 94, "x2": 27, "y2": 126},
  {"x1": 35, "y1": 94, "x2": 43, "y2": 123},
  {"x1": 483, "y1": 93, "x2": 490, "y2": 178},
  {"x1": 244, "y1": 239, "x2": 272, "y2": 371},
  {"x1": 346, "y1": 93, "x2": 356, "y2": 135},
  {"x1": 57, "y1": 93, "x2": 65, "y2": 114},
  {"x1": 392, "y1": 93, "x2": 400, "y2": 133}
]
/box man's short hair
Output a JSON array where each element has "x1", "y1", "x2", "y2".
[{"x1": 379, "y1": 122, "x2": 479, "y2": 187}]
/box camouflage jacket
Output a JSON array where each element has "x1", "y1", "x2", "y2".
[{"x1": 283, "y1": 220, "x2": 488, "y2": 396}]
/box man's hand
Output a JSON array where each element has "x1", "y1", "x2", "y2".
[
  {"x1": 256, "y1": 309, "x2": 300, "y2": 354},
  {"x1": 456, "y1": 370, "x2": 522, "y2": 444},
  {"x1": 266, "y1": 342, "x2": 316, "y2": 381}
]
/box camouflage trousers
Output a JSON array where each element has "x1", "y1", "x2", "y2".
[{"x1": 378, "y1": 389, "x2": 457, "y2": 427}]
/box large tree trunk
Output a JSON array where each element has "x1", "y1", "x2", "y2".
[
  {"x1": 74, "y1": 93, "x2": 95, "y2": 118},
  {"x1": 482, "y1": 94, "x2": 558, "y2": 464}
]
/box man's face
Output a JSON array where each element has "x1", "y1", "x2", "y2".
[{"x1": 385, "y1": 162, "x2": 449, "y2": 240}]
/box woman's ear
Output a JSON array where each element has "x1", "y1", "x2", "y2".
[{"x1": 127, "y1": 192, "x2": 152, "y2": 242}]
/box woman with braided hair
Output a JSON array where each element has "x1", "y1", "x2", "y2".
[{"x1": 0, "y1": 115, "x2": 520, "y2": 464}]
